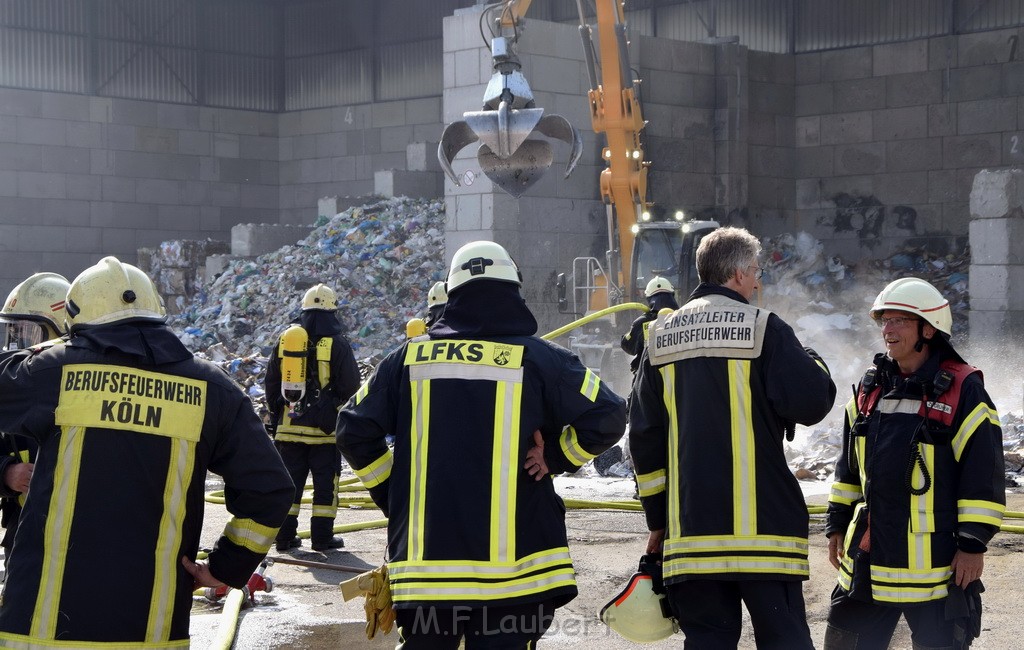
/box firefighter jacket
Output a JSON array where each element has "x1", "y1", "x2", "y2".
[
  {"x1": 825, "y1": 349, "x2": 1005, "y2": 605},
  {"x1": 265, "y1": 310, "x2": 360, "y2": 443},
  {"x1": 0, "y1": 432, "x2": 37, "y2": 552},
  {"x1": 0, "y1": 322, "x2": 293, "y2": 648},
  {"x1": 337, "y1": 281, "x2": 627, "y2": 610},
  {"x1": 629, "y1": 284, "x2": 836, "y2": 585}
]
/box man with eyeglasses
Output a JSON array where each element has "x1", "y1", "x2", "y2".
[
  {"x1": 629, "y1": 226, "x2": 836, "y2": 647},
  {"x1": 823, "y1": 277, "x2": 1004, "y2": 649}
]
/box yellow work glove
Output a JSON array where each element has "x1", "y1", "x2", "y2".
[{"x1": 340, "y1": 564, "x2": 394, "y2": 640}]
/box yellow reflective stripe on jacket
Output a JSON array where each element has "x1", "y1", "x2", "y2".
[
  {"x1": 658, "y1": 364, "x2": 682, "y2": 538},
  {"x1": 316, "y1": 337, "x2": 332, "y2": 389},
  {"x1": 952, "y1": 402, "x2": 999, "y2": 461},
  {"x1": 868, "y1": 563, "x2": 952, "y2": 603},
  {"x1": 148, "y1": 438, "x2": 196, "y2": 642},
  {"x1": 276, "y1": 409, "x2": 333, "y2": 441},
  {"x1": 490, "y1": 378, "x2": 522, "y2": 562},
  {"x1": 664, "y1": 555, "x2": 809, "y2": 577},
  {"x1": 389, "y1": 548, "x2": 576, "y2": 602},
  {"x1": 908, "y1": 444, "x2": 935, "y2": 542},
  {"x1": 636, "y1": 469, "x2": 666, "y2": 498},
  {"x1": 663, "y1": 533, "x2": 810, "y2": 578},
  {"x1": 728, "y1": 360, "x2": 756, "y2": 536},
  {"x1": 579, "y1": 368, "x2": 600, "y2": 402},
  {"x1": 353, "y1": 381, "x2": 370, "y2": 405},
  {"x1": 828, "y1": 481, "x2": 862, "y2": 506},
  {"x1": 390, "y1": 568, "x2": 576, "y2": 602},
  {"x1": 408, "y1": 372, "x2": 430, "y2": 562},
  {"x1": 558, "y1": 426, "x2": 596, "y2": 469},
  {"x1": 354, "y1": 450, "x2": 394, "y2": 489},
  {"x1": 665, "y1": 534, "x2": 809, "y2": 554},
  {"x1": 844, "y1": 397, "x2": 857, "y2": 426},
  {"x1": 33, "y1": 426, "x2": 85, "y2": 640},
  {"x1": 957, "y1": 498, "x2": 1005, "y2": 526},
  {"x1": 0, "y1": 633, "x2": 190, "y2": 649},
  {"x1": 274, "y1": 431, "x2": 336, "y2": 444},
  {"x1": 223, "y1": 517, "x2": 277, "y2": 554}
]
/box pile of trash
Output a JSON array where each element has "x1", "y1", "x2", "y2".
[{"x1": 168, "y1": 196, "x2": 447, "y2": 411}]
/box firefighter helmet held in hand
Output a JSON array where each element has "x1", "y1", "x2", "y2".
[
  {"x1": 644, "y1": 276, "x2": 674, "y2": 298},
  {"x1": 302, "y1": 284, "x2": 337, "y2": 311},
  {"x1": 1, "y1": 272, "x2": 71, "y2": 348},
  {"x1": 427, "y1": 281, "x2": 448, "y2": 307},
  {"x1": 870, "y1": 277, "x2": 952, "y2": 337},
  {"x1": 446, "y1": 241, "x2": 522, "y2": 293},
  {"x1": 599, "y1": 572, "x2": 678, "y2": 643}
]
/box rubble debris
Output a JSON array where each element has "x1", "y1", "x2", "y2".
[{"x1": 168, "y1": 196, "x2": 447, "y2": 417}]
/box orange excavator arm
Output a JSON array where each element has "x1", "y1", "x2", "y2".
[{"x1": 586, "y1": 0, "x2": 648, "y2": 295}]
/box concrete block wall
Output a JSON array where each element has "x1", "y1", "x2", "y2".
[
  {"x1": 969, "y1": 169, "x2": 1024, "y2": 337},
  {"x1": 0, "y1": 87, "x2": 279, "y2": 294},
  {"x1": 277, "y1": 97, "x2": 445, "y2": 225},
  {"x1": 637, "y1": 36, "x2": 718, "y2": 218},
  {"x1": 794, "y1": 28, "x2": 1024, "y2": 262}
]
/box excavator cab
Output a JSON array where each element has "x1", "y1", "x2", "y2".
[{"x1": 632, "y1": 219, "x2": 719, "y2": 304}]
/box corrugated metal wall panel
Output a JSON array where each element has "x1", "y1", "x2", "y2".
[
  {"x1": 957, "y1": 0, "x2": 1024, "y2": 32},
  {"x1": 94, "y1": 0, "x2": 197, "y2": 48},
  {"x1": 377, "y1": 39, "x2": 441, "y2": 101},
  {"x1": 96, "y1": 40, "x2": 197, "y2": 102},
  {"x1": 285, "y1": 0, "x2": 372, "y2": 57},
  {"x1": 203, "y1": 2, "x2": 278, "y2": 56},
  {"x1": 0, "y1": 0, "x2": 87, "y2": 33},
  {"x1": 285, "y1": 49, "x2": 371, "y2": 110},
  {"x1": 0, "y1": 26, "x2": 88, "y2": 92},
  {"x1": 795, "y1": 0, "x2": 949, "y2": 51},
  {"x1": 205, "y1": 52, "x2": 279, "y2": 111},
  {"x1": 657, "y1": 0, "x2": 791, "y2": 53}
]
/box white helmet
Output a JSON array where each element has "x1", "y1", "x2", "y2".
[
  {"x1": 446, "y1": 241, "x2": 522, "y2": 293},
  {"x1": 645, "y1": 276, "x2": 674, "y2": 298},
  {"x1": 1, "y1": 272, "x2": 71, "y2": 348},
  {"x1": 66, "y1": 257, "x2": 165, "y2": 331},
  {"x1": 599, "y1": 572, "x2": 678, "y2": 643},
  {"x1": 2, "y1": 272, "x2": 70, "y2": 333},
  {"x1": 427, "y1": 281, "x2": 448, "y2": 307},
  {"x1": 870, "y1": 277, "x2": 952, "y2": 337},
  {"x1": 302, "y1": 284, "x2": 337, "y2": 311}
]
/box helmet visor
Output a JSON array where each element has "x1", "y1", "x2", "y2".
[{"x1": 0, "y1": 319, "x2": 48, "y2": 351}]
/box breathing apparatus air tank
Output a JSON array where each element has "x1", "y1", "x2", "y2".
[{"x1": 279, "y1": 325, "x2": 308, "y2": 404}]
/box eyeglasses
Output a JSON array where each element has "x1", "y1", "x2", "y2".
[
  {"x1": 746, "y1": 265, "x2": 763, "y2": 280},
  {"x1": 875, "y1": 315, "x2": 920, "y2": 328}
]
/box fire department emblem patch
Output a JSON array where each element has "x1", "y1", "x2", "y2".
[{"x1": 493, "y1": 345, "x2": 513, "y2": 366}]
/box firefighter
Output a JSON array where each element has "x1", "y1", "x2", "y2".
[
  {"x1": 0, "y1": 272, "x2": 69, "y2": 573},
  {"x1": 620, "y1": 276, "x2": 679, "y2": 372},
  {"x1": 337, "y1": 240, "x2": 627, "y2": 648},
  {"x1": 265, "y1": 283, "x2": 360, "y2": 552},
  {"x1": 629, "y1": 226, "x2": 836, "y2": 648},
  {"x1": 0, "y1": 256, "x2": 293, "y2": 647},
  {"x1": 823, "y1": 277, "x2": 1005, "y2": 650},
  {"x1": 425, "y1": 280, "x2": 447, "y2": 327}
]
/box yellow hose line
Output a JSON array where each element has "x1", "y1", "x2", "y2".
[
  {"x1": 295, "y1": 518, "x2": 389, "y2": 539},
  {"x1": 541, "y1": 302, "x2": 648, "y2": 340},
  {"x1": 208, "y1": 587, "x2": 246, "y2": 650}
]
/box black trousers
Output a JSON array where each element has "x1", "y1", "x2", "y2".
[
  {"x1": 665, "y1": 579, "x2": 814, "y2": 650},
  {"x1": 395, "y1": 601, "x2": 557, "y2": 649},
  {"x1": 825, "y1": 585, "x2": 954, "y2": 649},
  {"x1": 274, "y1": 441, "x2": 339, "y2": 543}
]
